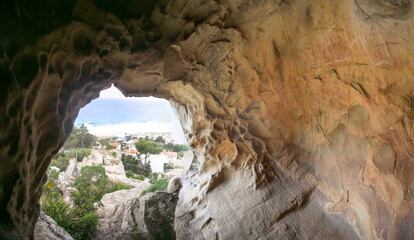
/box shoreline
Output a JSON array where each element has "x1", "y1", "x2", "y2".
[{"x1": 79, "y1": 122, "x2": 187, "y2": 143}]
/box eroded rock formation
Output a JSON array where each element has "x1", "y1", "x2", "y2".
[
  {"x1": 1, "y1": 0, "x2": 414, "y2": 239},
  {"x1": 95, "y1": 177, "x2": 179, "y2": 240},
  {"x1": 95, "y1": 180, "x2": 150, "y2": 240},
  {"x1": 120, "y1": 191, "x2": 178, "y2": 240},
  {"x1": 33, "y1": 211, "x2": 73, "y2": 240}
]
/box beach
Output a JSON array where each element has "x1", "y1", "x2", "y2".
[{"x1": 85, "y1": 122, "x2": 187, "y2": 143}]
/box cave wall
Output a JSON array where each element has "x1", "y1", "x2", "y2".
[{"x1": 1, "y1": 0, "x2": 414, "y2": 239}]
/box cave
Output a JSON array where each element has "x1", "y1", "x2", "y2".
[{"x1": 1, "y1": 0, "x2": 414, "y2": 239}]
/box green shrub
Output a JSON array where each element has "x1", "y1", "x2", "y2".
[
  {"x1": 121, "y1": 154, "x2": 151, "y2": 176},
  {"x1": 126, "y1": 170, "x2": 133, "y2": 178},
  {"x1": 135, "y1": 140, "x2": 163, "y2": 161},
  {"x1": 107, "y1": 181, "x2": 132, "y2": 193},
  {"x1": 111, "y1": 151, "x2": 117, "y2": 157},
  {"x1": 74, "y1": 148, "x2": 91, "y2": 161},
  {"x1": 126, "y1": 170, "x2": 145, "y2": 180},
  {"x1": 71, "y1": 166, "x2": 108, "y2": 213},
  {"x1": 164, "y1": 143, "x2": 190, "y2": 152},
  {"x1": 50, "y1": 153, "x2": 71, "y2": 171},
  {"x1": 42, "y1": 165, "x2": 131, "y2": 240},
  {"x1": 142, "y1": 176, "x2": 168, "y2": 194},
  {"x1": 143, "y1": 162, "x2": 152, "y2": 177},
  {"x1": 98, "y1": 138, "x2": 110, "y2": 145},
  {"x1": 42, "y1": 168, "x2": 61, "y2": 200},
  {"x1": 63, "y1": 212, "x2": 98, "y2": 240},
  {"x1": 42, "y1": 198, "x2": 71, "y2": 228},
  {"x1": 71, "y1": 166, "x2": 132, "y2": 212},
  {"x1": 42, "y1": 167, "x2": 97, "y2": 240},
  {"x1": 64, "y1": 124, "x2": 96, "y2": 149},
  {"x1": 50, "y1": 148, "x2": 91, "y2": 171}
]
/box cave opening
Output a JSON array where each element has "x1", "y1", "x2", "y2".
[
  {"x1": 36, "y1": 85, "x2": 192, "y2": 240},
  {"x1": 4, "y1": 0, "x2": 412, "y2": 239}
]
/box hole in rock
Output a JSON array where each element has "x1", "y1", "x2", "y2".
[{"x1": 38, "y1": 85, "x2": 191, "y2": 240}]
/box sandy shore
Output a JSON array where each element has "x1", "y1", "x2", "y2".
[{"x1": 85, "y1": 122, "x2": 186, "y2": 143}]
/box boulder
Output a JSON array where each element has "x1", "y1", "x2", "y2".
[
  {"x1": 79, "y1": 150, "x2": 142, "y2": 187},
  {"x1": 167, "y1": 177, "x2": 182, "y2": 193},
  {"x1": 57, "y1": 159, "x2": 78, "y2": 202},
  {"x1": 34, "y1": 211, "x2": 73, "y2": 240},
  {"x1": 120, "y1": 191, "x2": 178, "y2": 240},
  {"x1": 94, "y1": 180, "x2": 150, "y2": 240}
]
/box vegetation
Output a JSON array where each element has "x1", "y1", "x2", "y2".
[
  {"x1": 71, "y1": 166, "x2": 110, "y2": 213},
  {"x1": 164, "y1": 162, "x2": 182, "y2": 170},
  {"x1": 142, "y1": 174, "x2": 168, "y2": 194},
  {"x1": 154, "y1": 136, "x2": 166, "y2": 144},
  {"x1": 145, "y1": 135, "x2": 190, "y2": 153},
  {"x1": 135, "y1": 139, "x2": 163, "y2": 163},
  {"x1": 50, "y1": 148, "x2": 91, "y2": 171},
  {"x1": 126, "y1": 170, "x2": 145, "y2": 180},
  {"x1": 72, "y1": 166, "x2": 131, "y2": 212},
  {"x1": 107, "y1": 181, "x2": 132, "y2": 193},
  {"x1": 41, "y1": 167, "x2": 97, "y2": 240},
  {"x1": 50, "y1": 153, "x2": 71, "y2": 171},
  {"x1": 97, "y1": 138, "x2": 118, "y2": 150},
  {"x1": 64, "y1": 124, "x2": 96, "y2": 149},
  {"x1": 164, "y1": 142, "x2": 190, "y2": 152},
  {"x1": 42, "y1": 165, "x2": 131, "y2": 240},
  {"x1": 50, "y1": 125, "x2": 94, "y2": 171},
  {"x1": 74, "y1": 148, "x2": 92, "y2": 161},
  {"x1": 121, "y1": 154, "x2": 151, "y2": 176}
]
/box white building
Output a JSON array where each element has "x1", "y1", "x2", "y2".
[
  {"x1": 160, "y1": 150, "x2": 178, "y2": 163},
  {"x1": 147, "y1": 154, "x2": 168, "y2": 173}
]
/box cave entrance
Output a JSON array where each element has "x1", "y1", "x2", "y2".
[{"x1": 37, "y1": 85, "x2": 191, "y2": 240}]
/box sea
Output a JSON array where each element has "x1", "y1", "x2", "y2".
[{"x1": 74, "y1": 97, "x2": 186, "y2": 143}]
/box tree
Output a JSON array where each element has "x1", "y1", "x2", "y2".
[
  {"x1": 135, "y1": 140, "x2": 163, "y2": 163},
  {"x1": 154, "y1": 136, "x2": 165, "y2": 144},
  {"x1": 165, "y1": 143, "x2": 190, "y2": 152},
  {"x1": 64, "y1": 124, "x2": 96, "y2": 149}
]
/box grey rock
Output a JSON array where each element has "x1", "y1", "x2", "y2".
[
  {"x1": 34, "y1": 211, "x2": 73, "y2": 240},
  {"x1": 120, "y1": 192, "x2": 178, "y2": 240},
  {"x1": 167, "y1": 177, "x2": 182, "y2": 193}
]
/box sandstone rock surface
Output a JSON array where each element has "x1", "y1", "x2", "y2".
[{"x1": 0, "y1": 0, "x2": 414, "y2": 239}]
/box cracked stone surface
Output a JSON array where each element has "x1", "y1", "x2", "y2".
[
  {"x1": 1, "y1": 0, "x2": 414, "y2": 239},
  {"x1": 33, "y1": 211, "x2": 73, "y2": 240}
]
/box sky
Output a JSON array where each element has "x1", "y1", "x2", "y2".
[
  {"x1": 76, "y1": 85, "x2": 187, "y2": 143},
  {"x1": 99, "y1": 85, "x2": 126, "y2": 99},
  {"x1": 99, "y1": 85, "x2": 163, "y2": 102}
]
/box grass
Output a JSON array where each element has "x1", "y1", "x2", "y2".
[
  {"x1": 126, "y1": 170, "x2": 145, "y2": 180},
  {"x1": 106, "y1": 181, "x2": 132, "y2": 193},
  {"x1": 142, "y1": 177, "x2": 168, "y2": 194},
  {"x1": 50, "y1": 148, "x2": 91, "y2": 171}
]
